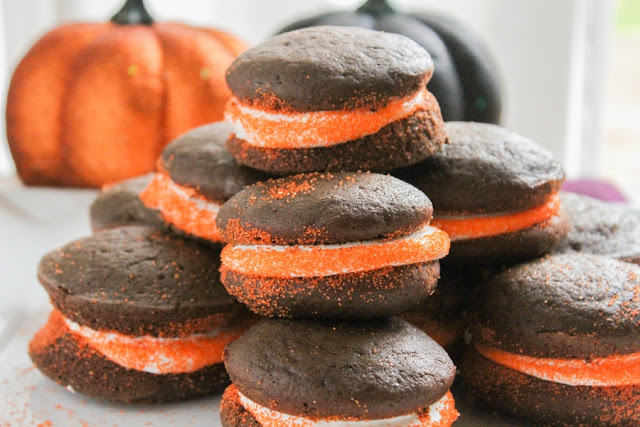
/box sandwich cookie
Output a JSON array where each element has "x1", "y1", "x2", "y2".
[
  {"x1": 224, "y1": 26, "x2": 447, "y2": 174},
  {"x1": 555, "y1": 192, "x2": 640, "y2": 265},
  {"x1": 140, "y1": 122, "x2": 271, "y2": 243},
  {"x1": 462, "y1": 253, "x2": 640, "y2": 425},
  {"x1": 29, "y1": 226, "x2": 254, "y2": 403},
  {"x1": 394, "y1": 121, "x2": 569, "y2": 265},
  {"x1": 220, "y1": 317, "x2": 458, "y2": 426},
  {"x1": 216, "y1": 172, "x2": 450, "y2": 318},
  {"x1": 90, "y1": 173, "x2": 164, "y2": 232}
]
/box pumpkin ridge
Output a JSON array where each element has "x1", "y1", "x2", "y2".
[{"x1": 6, "y1": 23, "x2": 109, "y2": 185}]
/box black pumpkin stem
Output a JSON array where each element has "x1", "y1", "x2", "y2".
[
  {"x1": 111, "y1": 0, "x2": 154, "y2": 25},
  {"x1": 357, "y1": 0, "x2": 395, "y2": 16}
]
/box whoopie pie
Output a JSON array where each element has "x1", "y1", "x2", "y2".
[
  {"x1": 216, "y1": 172, "x2": 450, "y2": 318},
  {"x1": 221, "y1": 317, "x2": 458, "y2": 426},
  {"x1": 463, "y1": 253, "x2": 640, "y2": 425},
  {"x1": 29, "y1": 226, "x2": 254, "y2": 403},
  {"x1": 556, "y1": 191, "x2": 640, "y2": 264},
  {"x1": 224, "y1": 26, "x2": 448, "y2": 174},
  {"x1": 90, "y1": 173, "x2": 164, "y2": 232},
  {"x1": 394, "y1": 121, "x2": 569, "y2": 265},
  {"x1": 140, "y1": 122, "x2": 271, "y2": 243}
]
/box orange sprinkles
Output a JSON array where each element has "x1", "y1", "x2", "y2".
[
  {"x1": 140, "y1": 172, "x2": 224, "y2": 242},
  {"x1": 221, "y1": 225, "x2": 450, "y2": 278},
  {"x1": 475, "y1": 343, "x2": 640, "y2": 386},
  {"x1": 431, "y1": 193, "x2": 561, "y2": 241},
  {"x1": 225, "y1": 89, "x2": 432, "y2": 149}
]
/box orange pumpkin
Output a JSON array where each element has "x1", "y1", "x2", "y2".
[{"x1": 6, "y1": 0, "x2": 247, "y2": 187}]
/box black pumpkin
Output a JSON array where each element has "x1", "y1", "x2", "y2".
[{"x1": 278, "y1": 0, "x2": 502, "y2": 124}]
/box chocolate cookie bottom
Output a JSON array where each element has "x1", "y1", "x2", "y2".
[
  {"x1": 443, "y1": 213, "x2": 570, "y2": 266},
  {"x1": 221, "y1": 261, "x2": 440, "y2": 319}
]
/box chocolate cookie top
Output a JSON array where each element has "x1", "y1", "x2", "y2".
[
  {"x1": 160, "y1": 122, "x2": 271, "y2": 202},
  {"x1": 224, "y1": 317, "x2": 455, "y2": 419},
  {"x1": 393, "y1": 122, "x2": 565, "y2": 214},
  {"x1": 38, "y1": 226, "x2": 238, "y2": 336},
  {"x1": 469, "y1": 253, "x2": 640, "y2": 358},
  {"x1": 90, "y1": 174, "x2": 164, "y2": 231},
  {"x1": 556, "y1": 192, "x2": 640, "y2": 264},
  {"x1": 226, "y1": 26, "x2": 433, "y2": 112},
  {"x1": 216, "y1": 172, "x2": 433, "y2": 245}
]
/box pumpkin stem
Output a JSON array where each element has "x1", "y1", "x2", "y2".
[
  {"x1": 356, "y1": 0, "x2": 394, "y2": 16},
  {"x1": 111, "y1": 0, "x2": 154, "y2": 25}
]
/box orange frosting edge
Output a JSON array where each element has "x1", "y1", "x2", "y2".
[
  {"x1": 224, "y1": 384, "x2": 458, "y2": 426},
  {"x1": 431, "y1": 193, "x2": 561, "y2": 240},
  {"x1": 475, "y1": 342, "x2": 640, "y2": 386},
  {"x1": 224, "y1": 88, "x2": 433, "y2": 149},
  {"x1": 36, "y1": 310, "x2": 248, "y2": 375},
  {"x1": 221, "y1": 225, "x2": 450, "y2": 278},
  {"x1": 139, "y1": 172, "x2": 224, "y2": 242}
]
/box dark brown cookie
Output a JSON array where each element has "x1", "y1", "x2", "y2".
[
  {"x1": 468, "y1": 253, "x2": 640, "y2": 359},
  {"x1": 224, "y1": 317, "x2": 456, "y2": 419},
  {"x1": 28, "y1": 312, "x2": 230, "y2": 404},
  {"x1": 556, "y1": 192, "x2": 640, "y2": 264},
  {"x1": 90, "y1": 174, "x2": 165, "y2": 232},
  {"x1": 226, "y1": 104, "x2": 446, "y2": 175},
  {"x1": 400, "y1": 265, "x2": 476, "y2": 357},
  {"x1": 221, "y1": 261, "x2": 439, "y2": 319},
  {"x1": 161, "y1": 122, "x2": 271, "y2": 203},
  {"x1": 226, "y1": 26, "x2": 434, "y2": 111},
  {"x1": 217, "y1": 172, "x2": 433, "y2": 245},
  {"x1": 462, "y1": 347, "x2": 640, "y2": 426},
  {"x1": 393, "y1": 121, "x2": 565, "y2": 214},
  {"x1": 442, "y1": 213, "x2": 570, "y2": 266},
  {"x1": 38, "y1": 226, "x2": 238, "y2": 336}
]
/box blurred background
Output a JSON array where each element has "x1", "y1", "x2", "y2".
[{"x1": 0, "y1": 0, "x2": 637, "y2": 200}]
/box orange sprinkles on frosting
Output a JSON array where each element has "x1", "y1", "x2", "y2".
[
  {"x1": 228, "y1": 385, "x2": 457, "y2": 427},
  {"x1": 140, "y1": 172, "x2": 223, "y2": 242},
  {"x1": 475, "y1": 342, "x2": 640, "y2": 386},
  {"x1": 431, "y1": 193, "x2": 561, "y2": 241},
  {"x1": 54, "y1": 310, "x2": 247, "y2": 374},
  {"x1": 221, "y1": 225, "x2": 450, "y2": 278},
  {"x1": 225, "y1": 88, "x2": 433, "y2": 149}
]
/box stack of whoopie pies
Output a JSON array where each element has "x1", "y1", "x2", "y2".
[
  {"x1": 214, "y1": 26, "x2": 459, "y2": 426},
  {"x1": 29, "y1": 23, "x2": 640, "y2": 425}
]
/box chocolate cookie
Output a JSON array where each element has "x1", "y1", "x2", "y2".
[
  {"x1": 400, "y1": 265, "x2": 478, "y2": 360},
  {"x1": 90, "y1": 174, "x2": 164, "y2": 231},
  {"x1": 31, "y1": 226, "x2": 254, "y2": 403},
  {"x1": 140, "y1": 122, "x2": 271, "y2": 243},
  {"x1": 221, "y1": 317, "x2": 458, "y2": 425},
  {"x1": 555, "y1": 192, "x2": 640, "y2": 264},
  {"x1": 216, "y1": 172, "x2": 450, "y2": 318},
  {"x1": 462, "y1": 253, "x2": 640, "y2": 425},
  {"x1": 224, "y1": 26, "x2": 447, "y2": 174},
  {"x1": 394, "y1": 121, "x2": 569, "y2": 265}
]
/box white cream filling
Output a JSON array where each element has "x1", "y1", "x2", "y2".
[
  {"x1": 163, "y1": 176, "x2": 220, "y2": 214},
  {"x1": 64, "y1": 317, "x2": 223, "y2": 374},
  {"x1": 238, "y1": 391, "x2": 453, "y2": 427},
  {"x1": 226, "y1": 89, "x2": 428, "y2": 148}
]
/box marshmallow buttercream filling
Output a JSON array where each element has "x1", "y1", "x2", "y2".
[
  {"x1": 224, "y1": 88, "x2": 433, "y2": 149},
  {"x1": 140, "y1": 172, "x2": 223, "y2": 242},
  {"x1": 221, "y1": 225, "x2": 450, "y2": 278},
  {"x1": 476, "y1": 342, "x2": 640, "y2": 386}
]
